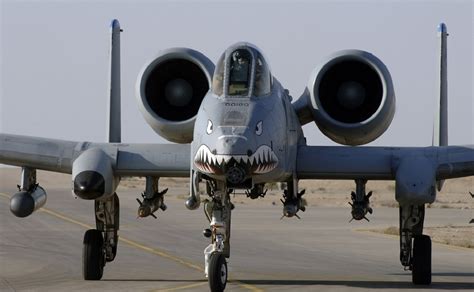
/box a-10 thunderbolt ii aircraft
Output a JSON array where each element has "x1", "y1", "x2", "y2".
[{"x1": 1, "y1": 19, "x2": 473, "y2": 291}]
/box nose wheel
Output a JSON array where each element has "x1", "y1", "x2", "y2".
[
  {"x1": 208, "y1": 252, "x2": 228, "y2": 292},
  {"x1": 202, "y1": 180, "x2": 232, "y2": 291}
]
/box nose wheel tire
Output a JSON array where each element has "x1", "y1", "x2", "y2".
[
  {"x1": 412, "y1": 235, "x2": 431, "y2": 285},
  {"x1": 83, "y1": 229, "x2": 105, "y2": 280},
  {"x1": 208, "y1": 253, "x2": 227, "y2": 292}
]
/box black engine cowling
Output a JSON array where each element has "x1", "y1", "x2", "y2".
[
  {"x1": 301, "y1": 50, "x2": 395, "y2": 145},
  {"x1": 136, "y1": 48, "x2": 214, "y2": 143}
]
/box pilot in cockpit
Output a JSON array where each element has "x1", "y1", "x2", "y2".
[
  {"x1": 231, "y1": 51, "x2": 248, "y2": 77},
  {"x1": 211, "y1": 44, "x2": 272, "y2": 98},
  {"x1": 229, "y1": 50, "x2": 251, "y2": 96}
]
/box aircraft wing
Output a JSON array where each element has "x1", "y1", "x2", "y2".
[
  {"x1": 296, "y1": 145, "x2": 474, "y2": 180},
  {"x1": 0, "y1": 134, "x2": 191, "y2": 177}
]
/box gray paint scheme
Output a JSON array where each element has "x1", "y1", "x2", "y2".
[
  {"x1": 433, "y1": 23, "x2": 448, "y2": 147},
  {"x1": 0, "y1": 134, "x2": 190, "y2": 177},
  {"x1": 107, "y1": 19, "x2": 122, "y2": 144},
  {"x1": 0, "y1": 21, "x2": 471, "y2": 209},
  {"x1": 294, "y1": 50, "x2": 396, "y2": 146},
  {"x1": 0, "y1": 24, "x2": 472, "y2": 201},
  {"x1": 0, "y1": 20, "x2": 473, "y2": 289},
  {"x1": 136, "y1": 47, "x2": 215, "y2": 144}
]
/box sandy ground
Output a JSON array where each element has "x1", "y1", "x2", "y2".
[
  {"x1": 1, "y1": 169, "x2": 473, "y2": 291},
  {"x1": 1, "y1": 168, "x2": 473, "y2": 249}
]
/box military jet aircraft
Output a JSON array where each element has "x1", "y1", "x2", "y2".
[{"x1": 1, "y1": 20, "x2": 473, "y2": 291}]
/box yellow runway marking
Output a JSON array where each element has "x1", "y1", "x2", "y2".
[
  {"x1": 153, "y1": 281, "x2": 207, "y2": 292},
  {"x1": 0, "y1": 193, "x2": 11, "y2": 199},
  {"x1": 40, "y1": 208, "x2": 93, "y2": 229},
  {"x1": 119, "y1": 237, "x2": 203, "y2": 272},
  {"x1": 234, "y1": 282, "x2": 264, "y2": 292},
  {"x1": 0, "y1": 192, "x2": 263, "y2": 291}
]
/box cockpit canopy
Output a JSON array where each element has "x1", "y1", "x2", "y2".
[{"x1": 212, "y1": 43, "x2": 272, "y2": 98}]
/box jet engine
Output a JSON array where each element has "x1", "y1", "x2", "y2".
[
  {"x1": 136, "y1": 48, "x2": 215, "y2": 143},
  {"x1": 300, "y1": 50, "x2": 395, "y2": 146}
]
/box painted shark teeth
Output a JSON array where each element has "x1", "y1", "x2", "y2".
[{"x1": 194, "y1": 144, "x2": 278, "y2": 174}]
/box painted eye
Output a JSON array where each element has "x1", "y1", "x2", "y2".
[
  {"x1": 206, "y1": 120, "x2": 213, "y2": 135},
  {"x1": 255, "y1": 121, "x2": 263, "y2": 136}
]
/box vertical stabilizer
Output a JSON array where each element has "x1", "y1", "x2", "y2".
[
  {"x1": 107, "y1": 19, "x2": 122, "y2": 143},
  {"x1": 433, "y1": 23, "x2": 448, "y2": 191},
  {"x1": 433, "y1": 23, "x2": 448, "y2": 147}
]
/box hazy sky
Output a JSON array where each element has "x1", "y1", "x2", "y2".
[{"x1": 1, "y1": 0, "x2": 472, "y2": 147}]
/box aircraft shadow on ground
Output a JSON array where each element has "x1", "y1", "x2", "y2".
[
  {"x1": 102, "y1": 279, "x2": 206, "y2": 283},
  {"x1": 102, "y1": 278, "x2": 473, "y2": 289},
  {"x1": 236, "y1": 279, "x2": 474, "y2": 290},
  {"x1": 390, "y1": 272, "x2": 474, "y2": 277}
]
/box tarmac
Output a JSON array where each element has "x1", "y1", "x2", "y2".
[{"x1": 0, "y1": 170, "x2": 473, "y2": 291}]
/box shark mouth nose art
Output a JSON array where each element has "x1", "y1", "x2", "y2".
[{"x1": 194, "y1": 145, "x2": 278, "y2": 174}]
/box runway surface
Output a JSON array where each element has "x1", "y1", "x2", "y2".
[{"x1": 0, "y1": 171, "x2": 473, "y2": 291}]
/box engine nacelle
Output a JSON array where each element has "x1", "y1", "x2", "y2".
[
  {"x1": 305, "y1": 50, "x2": 395, "y2": 145},
  {"x1": 136, "y1": 48, "x2": 215, "y2": 143},
  {"x1": 10, "y1": 186, "x2": 47, "y2": 218},
  {"x1": 72, "y1": 148, "x2": 118, "y2": 200}
]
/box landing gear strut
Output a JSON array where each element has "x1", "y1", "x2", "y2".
[
  {"x1": 399, "y1": 204, "x2": 431, "y2": 285},
  {"x1": 83, "y1": 193, "x2": 120, "y2": 280},
  {"x1": 202, "y1": 180, "x2": 232, "y2": 291}
]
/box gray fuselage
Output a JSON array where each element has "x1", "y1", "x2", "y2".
[{"x1": 192, "y1": 78, "x2": 303, "y2": 187}]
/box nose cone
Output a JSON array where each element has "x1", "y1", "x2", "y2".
[
  {"x1": 138, "y1": 205, "x2": 151, "y2": 217},
  {"x1": 10, "y1": 191, "x2": 35, "y2": 218},
  {"x1": 216, "y1": 135, "x2": 249, "y2": 155},
  {"x1": 74, "y1": 171, "x2": 105, "y2": 200}
]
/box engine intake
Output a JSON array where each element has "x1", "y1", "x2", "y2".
[
  {"x1": 136, "y1": 48, "x2": 214, "y2": 143},
  {"x1": 304, "y1": 50, "x2": 395, "y2": 145}
]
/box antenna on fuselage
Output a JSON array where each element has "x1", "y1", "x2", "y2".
[{"x1": 107, "y1": 19, "x2": 122, "y2": 143}]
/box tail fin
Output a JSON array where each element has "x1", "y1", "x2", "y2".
[
  {"x1": 432, "y1": 23, "x2": 448, "y2": 147},
  {"x1": 107, "y1": 19, "x2": 122, "y2": 143},
  {"x1": 433, "y1": 23, "x2": 448, "y2": 191}
]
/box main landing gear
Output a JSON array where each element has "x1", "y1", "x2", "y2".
[
  {"x1": 399, "y1": 204, "x2": 431, "y2": 285},
  {"x1": 83, "y1": 193, "x2": 120, "y2": 280}
]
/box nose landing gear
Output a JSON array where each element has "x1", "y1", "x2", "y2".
[
  {"x1": 202, "y1": 181, "x2": 232, "y2": 291},
  {"x1": 207, "y1": 253, "x2": 228, "y2": 292}
]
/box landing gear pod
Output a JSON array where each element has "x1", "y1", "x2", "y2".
[{"x1": 73, "y1": 148, "x2": 118, "y2": 200}]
